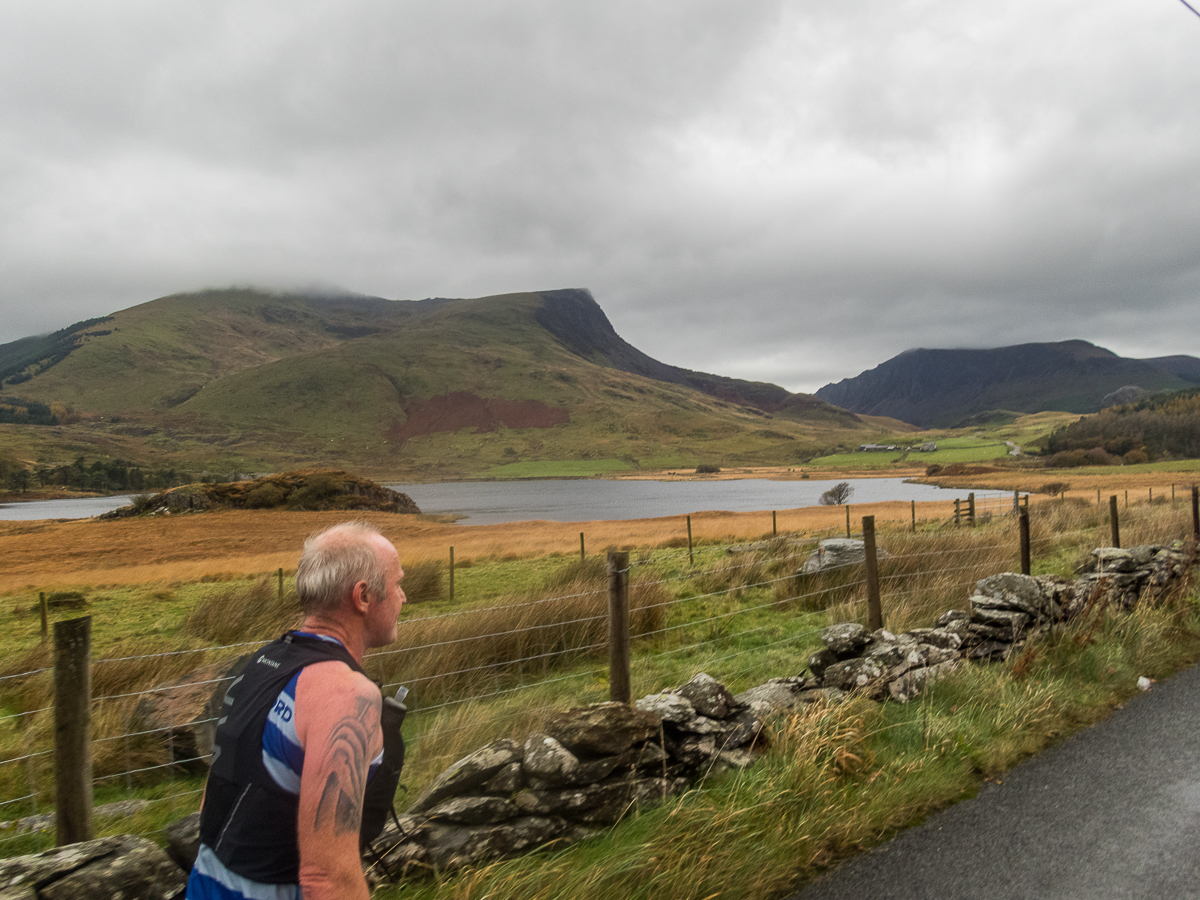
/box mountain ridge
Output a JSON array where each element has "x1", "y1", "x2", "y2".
[
  {"x1": 0, "y1": 287, "x2": 868, "y2": 477},
  {"x1": 816, "y1": 340, "x2": 1200, "y2": 428}
]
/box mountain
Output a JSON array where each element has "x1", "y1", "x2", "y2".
[
  {"x1": 0, "y1": 288, "x2": 868, "y2": 478},
  {"x1": 815, "y1": 340, "x2": 1199, "y2": 428}
]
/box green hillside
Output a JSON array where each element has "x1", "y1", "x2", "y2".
[{"x1": 0, "y1": 288, "x2": 877, "y2": 479}]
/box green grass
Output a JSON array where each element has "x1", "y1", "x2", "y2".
[
  {"x1": 484, "y1": 459, "x2": 635, "y2": 478},
  {"x1": 806, "y1": 437, "x2": 1012, "y2": 470},
  {"x1": 2, "y1": 502, "x2": 1197, "y2": 896},
  {"x1": 374, "y1": 586, "x2": 1200, "y2": 900}
]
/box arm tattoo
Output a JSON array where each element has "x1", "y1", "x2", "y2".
[{"x1": 313, "y1": 695, "x2": 378, "y2": 835}]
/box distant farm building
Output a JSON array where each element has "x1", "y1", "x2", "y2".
[{"x1": 858, "y1": 444, "x2": 900, "y2": 452}]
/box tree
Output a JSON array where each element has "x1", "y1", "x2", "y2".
[{"x1": 820, "y1": 482, "x2": 853, "y2": 505}]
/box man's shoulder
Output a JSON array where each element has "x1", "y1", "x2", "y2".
[{"x1": 295, "y1": 660, "x2": 379, "y2": 704}]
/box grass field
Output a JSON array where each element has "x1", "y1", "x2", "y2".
[
  {"x1": 1, "y1": 474, "x2": 1198, "y2": 898},
  {"x1": 483, "y1": 459, "x2": 636, "y2": 478}
]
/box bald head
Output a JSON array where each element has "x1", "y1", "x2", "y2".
[{"x1": 295, "y1": 521, "x2": 393, "y2": 616}]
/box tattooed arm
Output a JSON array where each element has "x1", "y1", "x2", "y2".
[{"x1": 294, "y1": 661, "x2": 383, "y2": 900}]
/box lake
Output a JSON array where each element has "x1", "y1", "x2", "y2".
[
  {"x1": 387, "y1": 478, "x2": 994, "y2": 526},
  {"x1": 0, "y1": 478, "x2": 999, "y2": 525}
]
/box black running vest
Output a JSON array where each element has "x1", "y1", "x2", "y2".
[{"x1": 199, "y1": 632, "x2": 367, "y2": 885}]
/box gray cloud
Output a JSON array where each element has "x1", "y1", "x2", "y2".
[{"x1": 2, "y1": 0, "x2": 1199, "y2": 394}]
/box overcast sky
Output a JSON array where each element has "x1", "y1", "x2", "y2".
[{"x1": 2, "y1": 1, "x2": 1199, "y2": 394}]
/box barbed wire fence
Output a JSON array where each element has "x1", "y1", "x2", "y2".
[{"x1": 1, "y1": 488, "x2": 1195, "y2": 856}]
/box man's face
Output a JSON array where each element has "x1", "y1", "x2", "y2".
[{"x1": 366, "y1": 539, "x2": 406, "y2": 648}]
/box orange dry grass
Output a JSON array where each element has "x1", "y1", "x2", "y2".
[{"x1": 0, "y1": 502, "x2": 966, "y2": 594}]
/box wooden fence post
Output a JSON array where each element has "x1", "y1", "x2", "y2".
[
  {"x1": 686, "y1": 516, "x2": 694, "y2": 566},
  {"x1": 911, "y1": 499, "x2": 916, "y2": 533},
  {"x1": 277, "y1": 567, "x2": 283, "y2": 603},
  {"x1": 449, "y1": 547, "x2": 455, "y2": 602},
  {"x1": 1019, "y1": 509, "x2": 1031, "y2": 575},
  {"x1": 1192, "y1": 486, "x2": 1199, "y2": 541},
  {"x1": 862, "y1": 516, "x2": 882, "y2": 632},
  {"x1": 954, "y1": 499, "x2": 961, "y2": 526},
  {"x1": 1013, "y1": 490, "x2": 1019, "y2": 513},
  {"x1": 1109, "y1": 496, "x2": 1121, "y2": 549},
  {"x1": 1124, "y1": 490, "x2": 1128, "y2": 509},
  {"x1": 607, "y1": 551, "x2": 631, "y2": 704},
  {"x1": 772, "y1": 511, "x2": 777, "y2": 537},
  {"x1": 580, "y1": 532, "x2": 585, "y2": 561},
  {"x1": 54, "y1": 616, "x2": 93, "y2": 845},
  {"x1": 40, "y1": 592, "x2": 48, "y2": 643},
  {"x1": 968, "y1": 493, "x2": 976, "y2": 527},
  {"x1": 845, "y1": 505, "x2": 851, "y2": 538}
]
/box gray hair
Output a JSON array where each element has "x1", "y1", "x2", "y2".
[{"x1": 296, "y1": 521, "x2": 389, "y2": 615}]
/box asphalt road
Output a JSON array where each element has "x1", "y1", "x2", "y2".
[{"x1": 788, "y1": 662, "x2": 1200, "y2": 900}]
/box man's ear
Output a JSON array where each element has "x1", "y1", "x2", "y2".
[{"x1": 350, "y1": 580, "x2": 371, "y2": 614}]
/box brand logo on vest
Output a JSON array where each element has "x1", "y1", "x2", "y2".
[{"x1": 257, "y1": 655, "x2": 281, "y2": 668}]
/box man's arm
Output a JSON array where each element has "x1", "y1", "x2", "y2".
[{"x1": 294, "y1": 662, "x2": 383, "y2": 900}]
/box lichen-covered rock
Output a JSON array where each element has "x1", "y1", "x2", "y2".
[
  {"x1": 821, "y1": 623, "x2": 871, "y2": 656},
  {"x1": 807, "y1": 647, "x2": 840, "y2": 678},
  {"x1": 974, "y1": 573, "x2": 1051, "y2": 619},
  {"x1": 678, "y1": 673, "x2": 737, "y2": 719},
  {"x1": 914, "y1": 628, "x2": 963, "y2": 651},
  {"x1": 542, "y1": 701, "x2": 662, "y2": 757},
  {"x1": 888, "y1": 660, "x2": 961, "y2": 703},
  {"x1": 481, "y1": 762, "x2": 525, "y2": 795},
  {"x1": 968, "y1": 604, "x2": 1031, "y2": 635},
  {"x1": 0, "y1": 835, "x2": 186, "y2": 900},
  {"x1": 802, "y1": 538, "x2": 882, "y2": 573},
  {"x1": 821, "y1": 657, "x2": 885, "y2": 692},
  {"x1": 408, "y1": 739, "x2": 523, "y2": 814},
  {"x1": 735, "y1": 677, "x2": 809, "y2": 710},
  {"x1": 163, "y1": 811, "x2": 200, "y2": 873},
  {"x1": 635, "y1": 692, "x2": 695, "y2": 723},
  {"x1": 523, "y1": 734, "x2": 581, "y2": 785},
  {"x1": 424, "y1": 796, "x2": 520, "y2": 825},
  {"x1": 935, "y1": 609, "x2": 970, "y2": 628}
]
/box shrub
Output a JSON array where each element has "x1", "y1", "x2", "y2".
[
  {"x1": 286, "y1": 475, "x2": 340, "y2": 510},
  {"x1": 1124, "y1": 449, "x2": 1149, "y2": 465},
  {"x1": 695, "y1": 464, "x2": 721, "y2": 474},
  {"x1": 820, "y1": 482, "x2": 853, "y2": 505},
  {"x1": 245, "y1": 483, "x2": 288, "y2": 509},
  {"x1": 1041, "y1": 482, "x2": 1070, "y2": 497}
]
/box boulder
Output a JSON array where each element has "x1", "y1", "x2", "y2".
[
  {"x1": 523, "y1": 734, "x2": 584, "y2": 786},
  {"x1": 635, "y1": 692, "x2": 694, "y2": 724},
  {"x1": 542, "y1": 701, "x2": 662, "y2": 757},
  {"x1": 821, "y1": 657, "x2": 885, "y2": 692},
  {"x1": 974, "y1": 573, "x2": 1051, "y2": 619},
  {"x1": 735, "y1": 677, "x2": 810, "y2": 710},
  {"x1": 678, "y1": 673, "x2": 737, "y2": 719},
  {"x1": 802, "y1": 539, "x2": 867, "y2": 573},
  {"x1": 163, "y1": 811, "x2": 200, "y2": 873},
  {"x1": 132, "y1": 655, "x2": 249, "y2": 770},
  {"x1": 807, "y1": 648, "x2": 840, "y2": 678},
  {"x1": 820, "y1": 623, "x2": 871, "y2": 656},
  {"x1": 423, "y1": 796, "x2": 520, "y2": 826},
  {"x1": 0, "y1": 835, "x2": 186, "y2": 900},
  {"x1": 888, "y1": 660, "x2": 960, "y2": 703},
  {"x1": 408, "y1": 739, "x2": 524, "y2": 814}
]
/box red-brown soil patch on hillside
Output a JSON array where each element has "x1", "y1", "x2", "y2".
[{"x1": 387, "y1": 392, "x2": 569, "y2": 444}]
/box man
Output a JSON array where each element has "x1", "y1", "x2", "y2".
[{"x1": 187, "y1": 521, "x2": 407, "y2": 900}]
